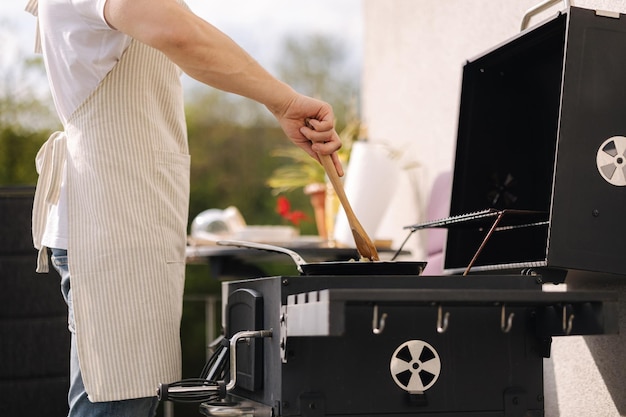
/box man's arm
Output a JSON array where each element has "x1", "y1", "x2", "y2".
[{"x1": 103, "y1": 0, "x2": 343, "y2": 174}]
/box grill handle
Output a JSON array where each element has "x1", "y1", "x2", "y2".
[
  {"x1": 521, "y1": 0, "x2": 570, "y2": 31},
  {"x1": 227, "y1": 330, "x2": 273, "y2": 392},
  {"x1": 216, "y1": 239, "x2": 307, "y2": 273}
]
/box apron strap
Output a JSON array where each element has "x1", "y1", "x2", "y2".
[{"x1": 24, "y1": 0, "x2": 42, "y2": 54}]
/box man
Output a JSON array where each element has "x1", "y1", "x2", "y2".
[{"x1": 27, "y1": 0, "x2": 344, "y2": 415}]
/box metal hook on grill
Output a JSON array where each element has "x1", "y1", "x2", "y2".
[
  {"x1": 500, "y1": 304, "x2": 515, "y2": 333},
  {"x1": 562, "y1": 305, "x2": 575, "y2": 335},
  {"x1": 372, "y1": 304, "x2": 387, "y2": 335},
  {"x1": 437, "y1": 305, "x2": 450, "y2": 334}
]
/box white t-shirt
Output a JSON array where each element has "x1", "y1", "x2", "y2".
[{"x1": 37, "y1": 0, "x2": 131, "y2": 250}]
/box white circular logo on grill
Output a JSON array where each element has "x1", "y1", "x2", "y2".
[
  {"x1": 597, "y1": 136, "x2": 626, "y2": 186},
  {"x1": 390, "y1": 340, "x2": 441, "y2": 393}
]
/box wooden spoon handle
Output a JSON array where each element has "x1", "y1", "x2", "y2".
[{"x1": 319, "y1": 153, "x2": 380, "y2": 261}]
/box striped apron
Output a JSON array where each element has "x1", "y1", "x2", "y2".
[{"x1": 35, "y1": 36, "x2": 190, "y2": 401}]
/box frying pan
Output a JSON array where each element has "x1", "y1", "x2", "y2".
[{"x1": 216, "y1": 240, "x2": 426, "y2": 276}]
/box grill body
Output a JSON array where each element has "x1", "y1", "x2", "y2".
[{"x1": 217, "y1": 274, "x2": 616, "y2": 417}]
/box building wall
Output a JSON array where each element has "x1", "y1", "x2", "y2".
[{"x1": 361, "y1": 2, "x2": 626, "y2": 416}]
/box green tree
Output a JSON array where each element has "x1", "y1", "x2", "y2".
[
  {"x1": 0, "y1": 36, "x2": 58, "y2": 186},
  {"x1": 276, "y1": 34, "x2": 361, "y2": 124},
  {"x1": 0, "y1": 127, "x2": 49, "y2": 185}
]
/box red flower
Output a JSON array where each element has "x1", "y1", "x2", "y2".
[
  {"x1": 276, "y1": 196, "x2": 291, "y2": 216},
  {"x1": 285, "y1": 210, "x2": 308, "y2": 226},
  {"x1": 276, "y1": 196, "x2": 309, "y2": 226}
]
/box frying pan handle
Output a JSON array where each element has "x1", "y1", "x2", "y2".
[
  {"x1": 216, "y1": 239, "x2": 307, "y2": 273},
  {"x1": 520, "y1": 0, "x2": 570, "y2": 31}
]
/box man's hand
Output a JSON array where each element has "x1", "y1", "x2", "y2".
[{"x1": 272, "y1": 94, "x2": 344, "y2": 177}]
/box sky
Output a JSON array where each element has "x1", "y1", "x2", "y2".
[{"x1": 0, "y1": 1, "x2": 363, "y2": 75}]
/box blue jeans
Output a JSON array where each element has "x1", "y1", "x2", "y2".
[{"x1": 50, "y1": 248, "x2": 159, "y2": 417}]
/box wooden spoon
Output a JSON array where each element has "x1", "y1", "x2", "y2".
[{"x1": 318, "y1": 153, "x2": 380, "y2": 261}]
